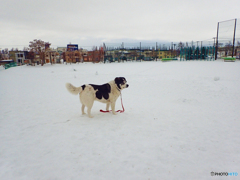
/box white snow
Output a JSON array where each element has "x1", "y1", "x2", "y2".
[{"x1": 0, "y1": 60, "x2": 240, "y2": 179}]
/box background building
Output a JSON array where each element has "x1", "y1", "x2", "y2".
[{"x1": 9, "y1": 51, "x2": 28, "y2": 64}]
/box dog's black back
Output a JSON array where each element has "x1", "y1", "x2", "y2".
[
  {"x1": 89, "y1": 83, "x2": 111, "y2": 100},
  {"x1": 81, "y1": 77, "x2": 127, "y2": 101}
]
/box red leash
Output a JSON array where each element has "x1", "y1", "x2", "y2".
[{"x1": 100, "y1": 93, "x2": 125, "y2": 113}]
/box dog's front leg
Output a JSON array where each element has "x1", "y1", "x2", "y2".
[{"x1": 111, "y1": 101, "x2": 117, "y2": 115}]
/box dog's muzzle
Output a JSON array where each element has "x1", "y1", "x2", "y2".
[{"x1": 126, "y1": 84, "x2": 129, "y2": 88}]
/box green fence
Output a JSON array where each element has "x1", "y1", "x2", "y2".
[
  {"x1": 4, "y1": 62, "x2": 18, "y2": 69},
  {"x1": 180, "y1": 46, "x2": 215, "y2": 61}
]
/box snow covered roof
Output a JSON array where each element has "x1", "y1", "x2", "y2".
[{"x1": 0, "y1": 59, "x2": 13, "y2": 62}]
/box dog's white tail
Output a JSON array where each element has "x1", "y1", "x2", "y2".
[{"x1": 65, "y1": 83, "x2": 82, "y2": 95}]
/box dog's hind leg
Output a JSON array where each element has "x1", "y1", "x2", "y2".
[
  {"x1": 87, "y1": 102, "x2": 94, "y2": 118},
  {"x1": 106, "y1": 103, "x2": 110, "y2": 111},
  {"x1": 81, "y1": 104, "x2": 86, "y2": 115}
]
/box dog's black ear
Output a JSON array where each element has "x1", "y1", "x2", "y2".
[
  {"x1": 114, "y1": 77, "x2": 121, "y2": 89},
  {"x1": 114, "y1": 77, "x2": 120, "y2": 84}
]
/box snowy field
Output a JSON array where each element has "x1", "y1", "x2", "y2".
[{"x1": 0, "y1": 60, "x2": 240, "y2": 180}]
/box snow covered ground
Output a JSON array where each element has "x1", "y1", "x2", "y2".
[{"x1": 0, "y1": 60, "x2": 240, "y2": 180}]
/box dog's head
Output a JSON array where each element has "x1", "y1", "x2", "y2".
[{"x1": 114, "y1": 77, "x2": 129, "y2": 90}]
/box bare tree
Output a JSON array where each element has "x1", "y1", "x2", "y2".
[
  {"x1": 4, "y1": 48, "x2": 9, "y2": 54},
  {"x1": 29, "y1": 39, "x2": 51, "y2": 66},
  {"x1": 29, "y1": 39, "x2": 45, "y2": 52},
  {"x1": 92, "y1": 46, "x2": 98, "y2": 63},
  {"x1": 237, "y1": 41, "x2": 240, "y2": 47},
  {"x1": 9, "y1": 48, "x2": 18, "y2": 51},
  {"x1": 178, "y1": 41, "x2": 184, "y2": 50},
  {"x1": 26, "y1": 51, "x2": 35, "y2": 65},
  {"x1": 2, "y1": 48, "x2": 9, "y2": 60},
  {"x1": 65, "y1": 51, "x2": 73, "y2": 64},
  {"x1": 23, "y1": 47, "x2": 29, "y2": 51},
  {"x1": 99, "y1": 46, "x2": 104, "y2": 62},
  {"x1": 0, "y1": 51, "x2": 2, "y2": 60}
]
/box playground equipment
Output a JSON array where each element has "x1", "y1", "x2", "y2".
[
  {"x1": 180, "y1": 46, "x2": 215, "y2": 61},
  {"x1": 222, "y1": 57, "x2": 236, "y2": 62},
  {"x1": 3, "y1": 62, "x2": 18, "y2": 69},
  {"x1": 215, "y1": 19, "x2": 237, "y2": 60},
  {"x1": 161, "y1": 58, "x2": 178, "y2": 62}
]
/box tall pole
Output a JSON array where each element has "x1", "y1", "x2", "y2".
[
  {"x1": 215, "y1": 22, "x2": 219, "y2": 60},
  {"x1": 140, "y1": 42, "x2": 141, "y2": 59},
  {"x1": 232, "y1": 18, "x2": 237, "y2": 58}
]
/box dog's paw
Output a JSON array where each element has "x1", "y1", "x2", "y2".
[
  {"x1": 112, "y1": 112, "x2": 117, "y2": 115},
  {"x1": 88, "y1": 115, "x2": 94, "y2": 118}
]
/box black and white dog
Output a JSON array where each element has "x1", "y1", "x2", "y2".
[{"x1": 65, "y1": 77, "x2": 129, "y2": 118}]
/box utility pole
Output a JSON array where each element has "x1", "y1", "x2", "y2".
[
  {"x1": 103, "y1": 43, "x2": 105, "y2": 62},
  {"x1": 173, "y1": 44, "x2": 176, "y2": 57},
  {"x1": 140, "y1": 42, "x2": 141, "y2": 60},
  {"x1": 215, "y1": 22, "x2": 219, "y2": 60},
  {"x1": 232, "y1": 18, "x2": 237, "y2": 58}
]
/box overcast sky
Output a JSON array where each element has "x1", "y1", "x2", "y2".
[{"x1": 0, "y1": 0, "x2": 240, "y2": 50}]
